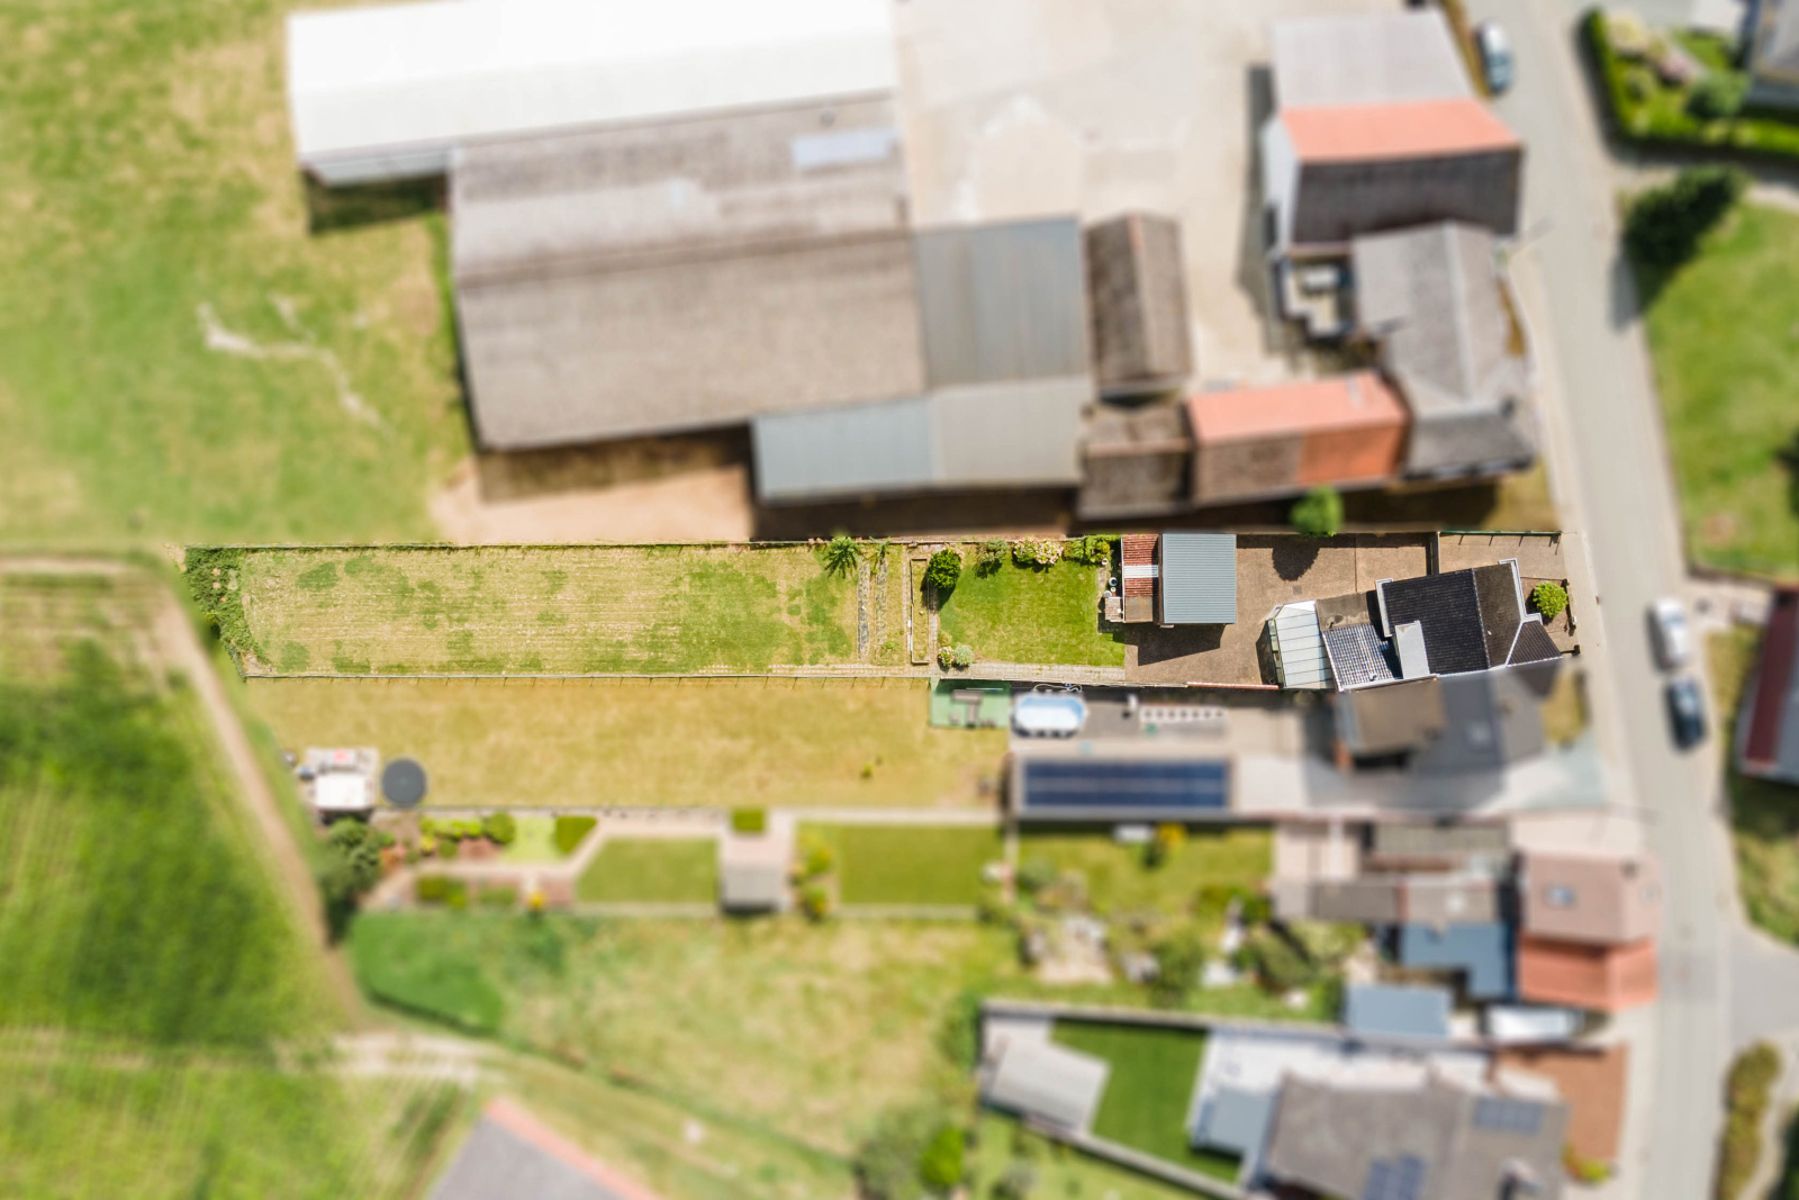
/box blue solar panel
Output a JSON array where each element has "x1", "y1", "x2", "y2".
[
  {"x1": 1362, "y1": 1154, "x2": 1427, "y2": 1200},
  {"x1": 1020, "y1": 759, "x2": 1229, "y2": 812},
  {"x1": 1472, "y1": 1096, "x2": 1544, "y2": 1136}
]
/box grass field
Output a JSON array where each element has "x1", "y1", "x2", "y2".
[
  {"x1": 0, "y1": 1, "x2": 465, "y2": 548},
  {"x1": 1018, "y1": 830, "x2": 1273, "y2": 920},
  {"x1": 245, "y1": 677, "x2": 1005, "y2": 809},
  {"x1": 803, "y1": 824, "x2": 1002, "y2": 906},
  {"x1": 0, "y1": 567, "x2": 454, "y2": 1197},
  {"x1": 1644, "y1": 205, "x2": 1799, "y2": 578},
  {"x1": 967, "y1": 1115, "x2": 1201, "y2": 1200},
  {"x1": 1050, "y1": 1023, "x2": 1238, "y2": 1182},
  {"x1": 204, "y1": 544, "x2": 909, "y2": 674},
  {"x1": 577, "y1": 839, "x2": 719, "y2": 904},
  {"x1": 938, "y1": 555, "x2": 1123, "y2": 668},
  {"x1": 1709, "y1": 629, "x2": 1799, "y2": 944}
]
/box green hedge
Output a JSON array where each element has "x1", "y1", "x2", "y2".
[
  {"x1": 1718, "y1": 1042, "x2": 1783, "y2": 1200},
  {"x1": 1584, "y1": 9, "x2": 1799, "y2": 160},
  {"x1": 730, "y1": 807, "x2": 767, "y2": 835},
  {"x1": 552, "y1": 815, "x2": 598, "y2": 856}
]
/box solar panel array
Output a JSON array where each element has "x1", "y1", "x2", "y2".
[
  {"x1": 1472, "y1": 1095, "x2": 1545, "y2": 1136},
  {"x1": 1361, "y1": 1153, "x2": 1427, "y2": 1200},
  {"x1": 1019, "y1": 759, "x2": 1229, "y2": 812}
]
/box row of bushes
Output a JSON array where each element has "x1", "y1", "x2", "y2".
[
  {"x1": 415, "y1": 876, "x2": 519, "y2": 910},
  {"x1": 1718, "y1": 1043, "x2": 1783, "y2": 1200}
]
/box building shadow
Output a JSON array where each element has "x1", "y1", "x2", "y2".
[
  {"x1": 470, "y1": 429, "x2": 753, "y2": 505},
  {"x1": 301, "y1": 173, "x2": 445, "y2": 235}
]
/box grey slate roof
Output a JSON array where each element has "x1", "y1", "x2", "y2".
[
  {"x1": 1507, "y1": 618, "x2": 1561, "y2": 667},
  {"x1": 452, "y1": 97, "x2": 922, "y2": 450},
  {"x1": 914, "y1": 218, "x2": 1091, "y2": 388},
  {"x1": 1270, "y1": 11, "x2": 1473, "y2": 108},
  {"x1": 1084, "y1": 213, "x2": 1194, "y2": 391},
  {"x1": 1368, "y1": 822, "x2": 1510, "y2": 863},
  {"x1": 431, "y1": 1115, "x2": 630, "y2": 1200},
  {"x1": 979, "y1": 1035, "x2": 1111, "y2": 1133},
  {"x1": 751, "y1": 378, "x2": 1087, "y2": 502},
  {"x1": 1352, "y1": 222, "x2": 1535, "y2": 478},
  {"x1": 1342, "y1": 983, "x2": 1452, "y2": 1040},
  {"x1": 1379, "y1": 564, "x2": 1522, "y2": 677},
  {"x1": 1262, "y1": 1077, "x2": 1568, "y2": 1200},
  {"x1": 1336, "y1": 676, "x2": 1446, "y2": 756},
  {"x1": 1158, "y1": 533, "x2": 1238, "y2": 624},
  {"x1": 1397, "y1": 921, "x2": 1514, "y2": 1000}
]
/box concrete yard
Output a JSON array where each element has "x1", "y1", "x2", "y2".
[{"x1": 894, "y1": 0, "x2": 1389, "y2": 385}]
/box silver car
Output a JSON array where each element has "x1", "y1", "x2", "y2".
[{"x1": 1648, "y1": 598, "x2": 1693, "y2": 671}]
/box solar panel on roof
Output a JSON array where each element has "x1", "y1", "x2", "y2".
[
  {"x1": 1362, "y1": 1154, "x2": 1427, "y2": 1200},
  {"x1": 1472, "y1": 1096, "x2": 1544, "y2": 1136},
  {"x1": 1020, "y1": 759, "x2": 1229, "y2": 811}
]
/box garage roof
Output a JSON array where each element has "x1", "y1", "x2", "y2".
[
  {"x1": 1159, "y1": 532, "x2": 1238, "y2": 625},
  {"x1": 1271, "y1": 11, "x2": 1472, "y2": 109}
]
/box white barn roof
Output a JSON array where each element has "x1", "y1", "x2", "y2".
[{"x1": 287, "y1": 0, "x2": 899, "y2": 185}]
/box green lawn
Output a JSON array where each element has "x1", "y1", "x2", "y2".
[
  {"x1": 1710, "y1": 630, "x2": 1799, "y2": 943},
  {"x1": 245, "y1": 677, "x2": 1004, "y2": 809},
  {"x1": 803, "y1": 824, "x2": 1002, "y2": 906},
  {"x1": 577, "y1": 839, "x2": 719, "y2": 904},
  {"x1": 0, "y1": 1, "x2": 466, "y2": 548},
  {"x1": 1018, "y1": 830, "x2": 1273, "y2": 919},
  {"x1": 199, "y1": 544, "x2": 909, "y2": 675},
  {"x1": 1644, "y1": 204, "x2": 1799, "y2": 577},
  {"x1": 967, "y1": 1115, "x2": 1201, "y2": 1200},
  {"x1": 1050, "y1": 1022, "x2": 1239, "y2": 1182},
  {"x1": 938, "y1": 555, "x2": 1124, "y2": 668},
  {"x1": 500, "y1": 815, "x2": 569, "y2": 864}
]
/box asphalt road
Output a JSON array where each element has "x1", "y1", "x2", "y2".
[{"x1": 1463, "y1": 0, "x2": 1736, "y2": 1193}]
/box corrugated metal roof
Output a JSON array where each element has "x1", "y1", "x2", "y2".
[
  {"x1": 1271, "y1": 11, "x2": 1471, "y2": 109},
  {"x1": 752, "y1": 396, "x2": 934, "y2": 501},
  {"x1": 931, "y1": 379, "x2": 1086, "y2": 486},
  {"x1": 1158, "y1": 532, "x2": 1237, "y2": 625},
  {"x1": 1272, "y1": 601, "x2": 1330, "y2": 689},
  {"x1": 981, "y1": 1037, "x2": 1110, "y2": 1133},
  {"x1": 288, "y1": 0, "x2": 898, "y2": 183},
  {"x1": 915, "y1": 218, "x2": 1091, "y2": 388}
]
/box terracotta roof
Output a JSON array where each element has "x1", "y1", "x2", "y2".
[
  {"x1": 1516, "y1": 936, "x2": 1658, "y2": 1013},
  {"x1": 1742, "y1": 586, "x2": 1799, "y2": 780},
  {"x1": 1186, "y1": 371, "x2": 1406, "y2": 442},
  {"x1": 1120, "y1": 533, "x2": 1158, "y2": 599},
  {"x1": 1495, "y1": 1045, "x2": 1629, "y2": 1165},
  {"x1": 1519, "y1": 851, "x2": 1662, "y2": 945},
  {"x1": 1282, "y1": 98, "x2": 1521, "y2": 163}
]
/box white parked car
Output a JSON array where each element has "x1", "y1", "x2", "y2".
[
  {"x1": 1648, "y1": 598, "x2": 1692, "y2": 670},
  {"x1": 1475, "y1": 21, "x2": 1514, "y2": 93}
]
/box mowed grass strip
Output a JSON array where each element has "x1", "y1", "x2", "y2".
[
  {"x1": 1644, "y1": 204, "x2": 1799, "y2": 577},
  {"x1": 937, "y1": 554, "x2": 1123, "y2": 667},
  {"x1": 245, "y1": 677, "x2": 1004, "y2": 809},
  {"x1": 1049, "y1": 1022, "x2": 1239, "y2": 1182},
  {"x1": 1018, "y1": 829, "x2": 1273, "y2": 919},
  {"x1": 224, "y1": 545, "x2": 888, "y2": 675},
  {"x1": 577, "y1": 839, "x2": 718, "y2": 904},
  {"x1": 803, "y1": 824, "x2": 1001, "y2": 906}
]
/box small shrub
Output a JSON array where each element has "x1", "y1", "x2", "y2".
[
  {"x1": 1243, "y1": 929, "x2": 1315, "y2": 992},
  {"x1": 1148, "y1": 926, "x2": 1207, "y2": 1006},
  {"x1": 855, "y1": 1106, "x2": 947, "y2": 1200},
  {"x1": 1015, "y1": 858, "x2": 1057, "y2": 896},
  {"x1": 917, "y1": 1126, "x2": 966, "y2": 1192},
  {"x1": 1064, "y1": 534, "x2": 1112, "y2": 567},
  {"x1": 1143, "y1": 822, "x2": 1186, "y2": 868},
  {"x1": 799, "y1": 882, "x2": 831, "y2": 922},
  {"x1": 1290, "y1": 485, "x2": 1343, "y2": 537},
  {"x1": 798, "y1": 835, "x2": 834, "y2": 880},
  {"x1": 415, "y1": 876, "x2": 468, "y2": 907},
  {"x1": 994, "y1": 1160, "x2": 1038, "y2": 1200},
  {"x1": 481, "y1": 812, "x2": 517, "y2": 846},
  {"x1": 1531, "y1": 581, "x2": 1570, "y2": 620},
  {"x1": 937, "y1": 644, "x2": 955, "y2": 670},
  {"x1": 950, "y1": 644, "x2": 974, "y2": 669},
  {"x1": 1564, "y1": 1145, "x2": 1611, "y2": 1183},
  {"x1": 439, "y1": 838, "x2": 460, "y2": 860},
  {"x1": 730, "y1": 807, "x2": 768, "y2": 835},
  {"x1": 924, "y1": 548, "x2": 962, "y2": 594},
  {"x1": 1687, "y1": 71, "x2": 1746, "y2": 120},
  {"x1": 819, "y1": 534, "x2": 863, "y2": 577},
  {"x1": 975, "y1": 539, "x2": 1008, "y2": 576},
  {"x1": 936, "y1": 989, "x2": 983, "y2": 1067},
  {"x1": 552, "y1": 815, "x2": 597, "y2": 855},
  {"x1": 1010, "y1": 538, "x2": 1062, "y2": 568}
]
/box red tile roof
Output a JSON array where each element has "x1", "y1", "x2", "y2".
[
  {"x1": 1743, "y1": 586, "x2": 1799, "y2": 773},
  {"x1": 1282, "y1": 98, "x2": 1521, "y2": 162},
  {"x1": 1187, "y1": 371, "x2": 1407, "y2": 442},
  {"x1": 1121, "y1": 533, "x2": 1158, "y2": 599},
  {"x1": 1516, "y1": 936, "x2": 1658, "y2": 1013}
]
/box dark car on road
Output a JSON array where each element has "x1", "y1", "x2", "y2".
[{"x1": 1666, "y1": 675, "x2": 1708, "y2": 749}]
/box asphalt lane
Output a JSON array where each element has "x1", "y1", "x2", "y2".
[{"x1": 1463, "y1": 0, "x2": 1735, "y2": 1193}]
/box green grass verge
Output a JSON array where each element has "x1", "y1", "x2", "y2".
[
  {"x1": 1710, "y1": 630, "x2": 1799, "y2": 944},
  {"x1": 1049, "y1": 1022, "x2": 1239, "y2": 1182},
  {"x1": 938, "y1": 555, "x2": 1123, "y2": 668},
  {"x1": 1642, "y1": 204, "x2": 1799, "y2": 577},
  {"x1": 968, "y1": 1115, "x2": 1201, "y2": 1200},
  {"x1": 209, "y1": 544, "x2": 902, "y2": 675},
  {"x1": 577, "y1": 839, "x2": 718, "y2": 904},
  {"x1": 803, "y1": 824, "x2": 1002, "y2": 906},
  {"x1": 1018, "y1": 830, "x2": 1273, "y2": 920},
  {"x1": 1585, "y1": 12, "x2": 1799, "y2": 160},
  {"x1": 0, "y1": 1, "x2": 467, "y2": 548},
  {"x1": 246, "y1": 677, "x2": 1004, "y2": 810}
]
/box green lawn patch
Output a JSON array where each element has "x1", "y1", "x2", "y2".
[
  {"x1": 803, "y1": 824, "x2": 1002, "y2": 906},
  {"x1": 1019, "y1": 829, "x2": 1273, "y2": 919},
  {"x1": 968, "y1": 1115, "x2": 1199, "y2": 1200},
  {"x1": 1710, "y1": 630, "x2": 1799, "y2": 944},
  {"x1": 206, "y1": 544, "x2": 905, "y2": 674},
  {"x1": 0, "y1": 1, "x2": 467, "y2": 547},
  {"x1": 577, "y1": 838, "x2": 718, "y2": 904},
  {"x1": 1642, "y1": 204, "x2": 1799, "y2": 577},
  {"x1": 246, "y1": 677, "x2": 1004, "y2": 809},
  {"x1": 937, "y1": 554, "x2": 1123, "y2": 668},
  {"x1": 1050, "y1": 1022, "x2": 1239, "y2": 1182},
  {"x1": 348, "y1": 913, "x2": 505, "y2": 1034},
  {"x1": 499, "y1": 815, "x2": 567, "y2": 864}
]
